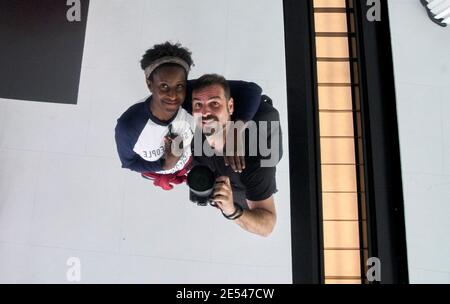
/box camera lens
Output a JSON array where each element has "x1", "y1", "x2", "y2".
[{"x1": 187, "y1": 165, "x2": 215, "y2": 203}]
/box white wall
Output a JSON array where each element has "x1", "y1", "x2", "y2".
[
  {"x1": 0, "y1": 0, "x2": 291, "y2": 283},
  {"x1": 388, "y1": 0, "x2": 450, "y2": 283}
]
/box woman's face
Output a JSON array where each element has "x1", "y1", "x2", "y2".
[{"x1": 147, "y1": 65, "x2": 187, "y2": 115}]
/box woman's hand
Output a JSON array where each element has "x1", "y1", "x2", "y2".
[
  {"x1": 223, "y1": 121, "x2": 246, "y2": 173},
  {"x1": 162, "y1": 136, "x2": 182, "y2": 171}
]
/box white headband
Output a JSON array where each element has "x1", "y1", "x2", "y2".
[{"x1": 144, "y1": 56, "x2": 191, "y2": 79}]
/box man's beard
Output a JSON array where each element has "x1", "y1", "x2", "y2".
[
  {"x1": 202, "y1": 115, "x2": 220, "y2": 136},
  {"x1": 202, "y1": 110, "x2": 231, "y2": 137},
  {"x1": 204, "y1": 123, "x2": 226, "y2": 137}
]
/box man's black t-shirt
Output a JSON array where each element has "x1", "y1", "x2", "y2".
[{"x1": 193, "y1": 98, "x2": 282, "y2": 209}]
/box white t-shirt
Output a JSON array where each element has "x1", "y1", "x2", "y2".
[{"x1": 132, "y1": 97, "x2": 195, "y2": 174}]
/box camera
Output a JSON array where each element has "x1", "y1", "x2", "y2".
[{"x1": 187, "y1": 165, "x2": 216, "y2": 206}]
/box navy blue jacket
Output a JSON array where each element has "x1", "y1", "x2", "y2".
[{"x1": 115, "y1": 80, "x2": 262, "y2": 173}]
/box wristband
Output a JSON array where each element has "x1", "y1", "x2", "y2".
[{"x1": 222, "y1": 203, "x2": 244, "y2": 220}]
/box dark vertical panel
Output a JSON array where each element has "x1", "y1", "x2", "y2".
[
  {"x1": 283, "y1": 0, "x2": 324, "y2": 284},
  {"x1": 344, "y1": 1, "x2": 367, "y2": 284},
  {"x1": 0, "y1": 0, "x2": 90, "y2": 104},
  {"x1": 353, "y1": 0, "x2": 409, "y2": 284}
]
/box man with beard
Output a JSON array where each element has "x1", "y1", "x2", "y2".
[{"x1": 190, "y1": 74, "x2": 282, "y2": 237}]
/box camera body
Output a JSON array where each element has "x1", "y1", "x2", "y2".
[{"x1": 187, "y1": 165, "x2": 216, "y2": 206}]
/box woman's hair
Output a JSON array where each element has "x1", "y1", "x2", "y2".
[{"x1": 140, "y1": 42, "x2": 194, "y2": 80}]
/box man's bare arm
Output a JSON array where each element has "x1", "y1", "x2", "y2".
[
  {"x1": 213, "y1": 176, "x2": 276, "y2": 237},
  {"x1": 234, "y1": 196, "x2": 277, "y2": 237}
]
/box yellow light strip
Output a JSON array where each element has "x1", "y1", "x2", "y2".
[{"x1": 313, "y1": 0, "x2": 364, "y2": 284}]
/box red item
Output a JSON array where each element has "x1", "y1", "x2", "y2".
[{"x1": 141, "y1": 157, "x2": 192, "y2": 191}]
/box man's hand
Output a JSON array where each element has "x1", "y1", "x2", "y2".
[
  {"x1": 161, "y1": 136, "x2": 182, "y2": 171},
  {"x1": 213, "y1": 176, "x2": 236, "y2": 216}
]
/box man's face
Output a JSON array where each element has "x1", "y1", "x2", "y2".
[
  {"x1": 192, "y1": 84, "x2": 234, "y2": 136},
  {"x1": 147, "y1": 65, "x2": 186, "y2": 115}
]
